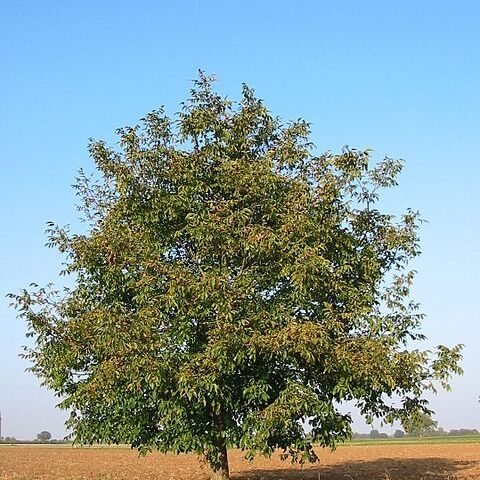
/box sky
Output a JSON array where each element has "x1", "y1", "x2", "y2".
[{"x1": 0, "y1": 1, "x2": 479, "y2": 440}]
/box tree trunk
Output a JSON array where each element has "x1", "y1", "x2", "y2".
[
  {"x1": 209, "y1": 441, "x2": 229, "y2": 480},
  {"x1": 209, "y1": 411, "x2": 230, "y2": 480}
]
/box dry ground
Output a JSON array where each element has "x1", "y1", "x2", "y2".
[{"x1": 1, "y1": 443, "x2": 479, "y2": 480}]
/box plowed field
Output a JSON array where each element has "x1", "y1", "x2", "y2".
[{"x1": 1, "y1": 443, "x2": 479, "y2": 479}]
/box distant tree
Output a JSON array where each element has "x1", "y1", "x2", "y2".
[
  {"x1": 36, "y1": 431, "x2": 52, "y2": 441},
  {"x1": 393, "y1": 429, "x2": 405, "y2": 438},
  {"x1": 403, "y1": 413, "x2": 438, "y2": 437},
  {"x1": 10, "y1": 72, "x2": 463, "y2": 480},
  {"x1": 369, "y1": 429, "x2": 380, "y2": 439}
]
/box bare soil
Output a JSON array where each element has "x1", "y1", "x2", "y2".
[{"x1": 1, "y1": 443, "x2": 479, "y2": 479}]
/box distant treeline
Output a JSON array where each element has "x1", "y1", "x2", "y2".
[
  {"x1": 0, "y1": 438, "x2": 69, "y2": 444},
  {"x1": 3, "y1": 428, "x2": 479, "y2": 444},
  {"x1": 353, "y1": 428, "x2": 480, "y2": 439}
]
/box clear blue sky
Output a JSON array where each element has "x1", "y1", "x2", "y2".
[{"x1": 1, "y1": 1, "x2": 479, "y2": 439}]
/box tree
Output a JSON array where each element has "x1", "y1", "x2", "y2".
[
  {"x1": 393, "y1": 429, "x2": 405, "y2": 438},
  {"x1": 36, "y1": 431, "x2": 52, "y2": 442},
  {"x1": 403, "y1": 412, "x2": 438, "y2": 437},
  {"x1": 10, "y1": 73, "x2": 463, "y2": 480},
  {"x1": 448, "y1": 428, "x2": 479, "y2": 436},
  {"x1": 369, "y1": 429, "x2": 380, "y2": 439}
]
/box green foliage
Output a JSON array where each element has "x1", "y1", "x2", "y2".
[
  {"x1": 9, "y1": 72, "x2": 463, "y2": 477},
  {"x1": 403, "y1": 412, "x2": 439, "y2": 437}
]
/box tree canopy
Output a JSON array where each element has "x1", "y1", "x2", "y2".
[
  {"x1": 403, "y1": 412, "x2": 439, "y2": 437},
  {"x1": 36, "y1": 431, "x2": 52, "y2": 442},
  {"x1": 10, "y1": 73, "x2": 462, "y2": 479}
]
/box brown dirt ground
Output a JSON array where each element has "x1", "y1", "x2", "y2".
[{"x1": 1, "y1": 443, "x2": 479, "y2": 480}]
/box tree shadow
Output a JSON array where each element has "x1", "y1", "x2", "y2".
[{"x1": 233, "y1": 457, "x2": 478, "y2": 479}]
